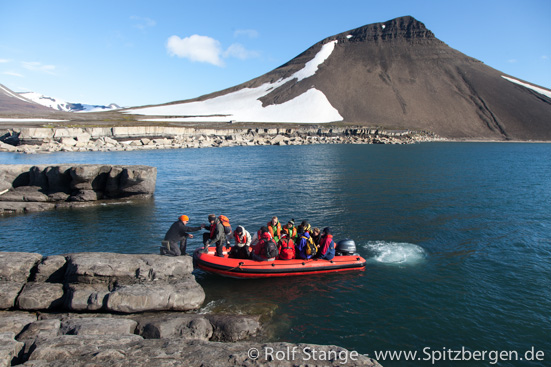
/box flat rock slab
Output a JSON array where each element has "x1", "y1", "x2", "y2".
[
  {"x1": 0, "y1": 332, "x2": 24, "y2": 367},
  {"x1": 16, "y1": 319, "x2": 61, "y2": 341},
  {"x1": 0, "y1": 312, "x2": 37, "y2": 335},
  {"x1": 106, "y1": 277, "x2": 205, "y2": 313},
  {"x1": 26, "y1": 338, "x2": 382, "y2": 366},
  {"x1": 0, "y1": 252, "x2": 42, "y2": 282},
  {"x1": 17, "y1": 283, "x2": 64, "y2": 311},
  {"x1": 60, "y1": 317, "x2": 137, "y2": 336},
  {"x1": 65, "y1": 252, "x2": 193, "y2": 284},
  {"x1": 0, "y1": 281, "x2": 25, "y2": 310}
]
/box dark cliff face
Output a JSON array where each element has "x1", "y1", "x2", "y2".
[{"x1": 336, "y1": 16, "x2": 436, "y2": 42}]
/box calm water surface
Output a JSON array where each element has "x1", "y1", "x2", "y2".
[{"x1": 1, "y1": 143, "x2": 550, "y2": 366}]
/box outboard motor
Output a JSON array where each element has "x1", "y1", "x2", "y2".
[{"x1": 336, "y1": 239, "x2": 357, "y2": 256}]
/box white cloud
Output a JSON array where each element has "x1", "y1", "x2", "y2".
[
  {"x1": 2, "y1": 71, "x2": 24, "y2": 77},
  {"x1": 22, "y1": 61, "x2": 56, "y2": 75},
  {"x1": 223, "y1": 43, "x2": 259, "y2": 60},
  {"x1": 166, "y1": 34, "x2": 259, "y2": 66},
  {"x1": 234, "y1": 29, "x2": 259, "y2": 39},
  {"x1": 0, "y1": 59, "x2": 10, "y2": 63},
  {"x1": 130, "y1": 16, "x2": 156, "y2": 30},
  {"x1": 167, "y1": 34, "x2": 224, "y2": 66}
]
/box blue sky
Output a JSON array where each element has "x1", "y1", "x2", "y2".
[{"x1": 1, "y1": 0, "x2": 550, "y2": 107}]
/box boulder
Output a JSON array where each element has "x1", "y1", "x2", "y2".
[
  {"x1": 16, "y1": 283, "x2": 65, "y2": 310},
  {"x1": 105, "y1": 277, "x2": 205, "y2": 313},
  {"x1": 60, "y1": 318, "x2": 137, "y2": 336},
  {"x1": 136, "y1": 314, "x2": 213, "y2": 340},
  {"x1": 33, "y1": 255, "x2": 67, "y2": 283},
  {"x1": 206, "y1": 314, "x2": 261, "y2": 342},
  {"x1": 0, "y1": 252, "x2": 42, "y2": 282},
  {"x1": 69, "y1": 165, "x2": 111, "y2": 191},
  {"x1": 63, "y1": 283, "x2": 110, "y2": 312},
  {"x1": 118, "y1": 166, "x2": 157, "y2": 197},
  {"x1": 0, "y1": 281, "x2": 25, "y2": 310},
  {"x1": 0, "y1": 332, "x2": 24, "y2": 367}
]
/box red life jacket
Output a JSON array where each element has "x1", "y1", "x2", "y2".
[{"x1": 234, "y1": 232, "x2": 248, "y2": 245}]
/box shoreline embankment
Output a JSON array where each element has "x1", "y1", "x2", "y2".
[{"x1": 0, "y1": 126, "x2": 443, "y2": 154}]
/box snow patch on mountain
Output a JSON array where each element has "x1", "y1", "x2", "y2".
[
  {"x1": 18, "y1": 91, "x2": 121, "y2": 113},
  {"x1": 502, "y1": 76, "x2": 551, "y2": 99},
  {"x1": 127, "y1": 40, "x2": 343, "y2": 123},
  {"x1": 0, "y1": 84, "x2": 31, "y2": 102}
]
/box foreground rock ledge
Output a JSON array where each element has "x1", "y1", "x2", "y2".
[
  {"x1": 0, "y1": 164, "x2": 157, "y2": 215},
  {"x1": 0, "y1": 251, "x2": 381, "y2": 366}
]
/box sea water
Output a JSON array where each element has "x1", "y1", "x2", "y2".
[{"x1": 0, "y1": 142, "x2": 549, "y2": 366}]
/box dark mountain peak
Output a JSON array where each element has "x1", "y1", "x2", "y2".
[{"x1": 331, "y1": 16, "x2": 435, "y2": 43}]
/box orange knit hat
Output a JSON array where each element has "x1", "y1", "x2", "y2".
[{"x1": 179, "y1": 215, "x2": 189, "y2": 222}]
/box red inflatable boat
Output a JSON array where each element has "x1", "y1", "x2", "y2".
[{"x1": 193, "y1": 245, "x2": 366, "y2": 279}]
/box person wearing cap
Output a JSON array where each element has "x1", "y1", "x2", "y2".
[
  {"x1": 228, "y1": 225, "x2": 251, "y2": 259},
  {"x1": 317, "y1": 227, "x2": 336, "y2": 260},
  {"x1": 161, "y1": 215, "x2": 204, "y2": 256},
  {"x1": 282, "y1": 219, "x2": 298, "y2": 242},
  {"x1": 203, "y1": 214, "x2": 227, "y2": 257}
]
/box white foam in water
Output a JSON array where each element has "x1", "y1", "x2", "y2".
[{"x1": 364, "y1": 241, "x2": 426, "y2": 265}]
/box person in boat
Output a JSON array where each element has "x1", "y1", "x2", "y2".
[
  {"x1": 251, "y1": 226, "x2": 278, "y2": 261},
  {"x1": 311, "y1": 227, "x2": 322, "y2": 251},
  {"x1": 278, "y1": 233, "x2": 296, "y2": 260},
  {"x1": 282, "y1": 219, "x2": 298, "y2": 242},
  {"x1": 203, "y1": 214, "x2": 227, "y2": 257},
  {"x1": 316, "y1": 227, "x2": 336, "y2": 260},
  {"x1": 228, "y1": 225, "x2": 251, "y2": 259},
  {"x1": 296, "y1": 230, "x2": 316, "y2": 260},
  {"x1": 297, "y1": 220, "x2": 311, "y2": 237},
  {"x1": 267, "y1": 216, "x2": 282, "y2": 243},
  {"x1": 161, "y1": 215, "x2": 204, "y2": 256}
]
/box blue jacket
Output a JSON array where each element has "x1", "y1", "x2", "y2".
[{"x1": 297, "y1": 232, "x2": 313, "y2": 259}]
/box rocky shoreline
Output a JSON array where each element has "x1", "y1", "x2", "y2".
[
  {"x1": 0, "y1": 251, "x2": 381, "y2": 366},
  {"x1": 0, "y1": 126, "x2": 443, "y2": 153},
  {"x1": 0, "y1": 164, "x2": 157, "y2": 215}
]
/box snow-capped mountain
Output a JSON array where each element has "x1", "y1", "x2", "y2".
[
  {"x1": 127, "y1": 16, "x2": 551, "y2": 140},
  {"x1": 18, "y1": 91, "x2": 121, "y2": 113}
]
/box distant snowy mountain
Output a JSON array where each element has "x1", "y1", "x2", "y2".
[{"x1": 18, "y1": 91, "x2": 121, "y2": 113}]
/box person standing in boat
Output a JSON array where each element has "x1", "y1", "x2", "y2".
[
  {"x1": 228, "y1": 225, "x2": 251, "y2": 259},
  {"x1": 267, "y1": 216, "x2": 282, "y2": 243},
  {"x1": 203, "y1": 214, "x2": 227, "y2": 257},
  {"x1": 317, "y1": 227, "x2": 336, "y2": 260},
  {"x1": 161, "y1": 215, "x2": 204, "y2": 256}
]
